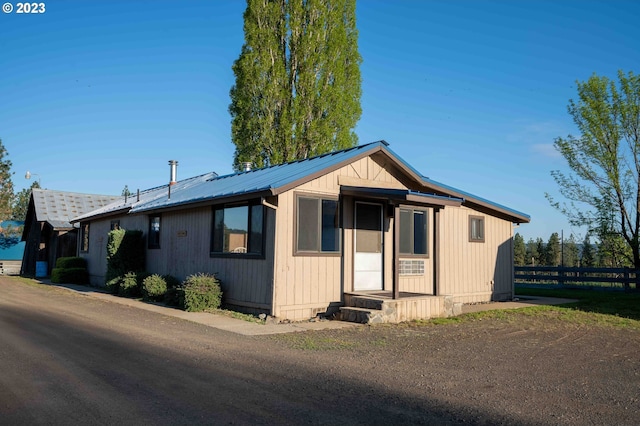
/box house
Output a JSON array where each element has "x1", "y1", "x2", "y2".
[
  {"x1": 1, "y1": 220, "x2": 25, "y2": 275},
  {"x1": 72, "y1": 141, "x2": 530, "y2": 323},
  {"x1": 21, "y1": 189, "x2": 121, "y2": 276}
]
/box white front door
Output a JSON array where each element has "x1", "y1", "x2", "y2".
[{"x1": 354, "y1": 202, "x2": 383, "y2": 291}]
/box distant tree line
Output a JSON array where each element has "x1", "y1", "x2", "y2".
[{"x1": 514, "y1": 231, "x2": 632, "y2": 268}]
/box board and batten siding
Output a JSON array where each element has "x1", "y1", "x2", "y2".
[
  {"x1": 79, "y1": 206, "x2": 275, "y2": 311},
  {"x1": 146, "y1": 206, "x2": 275, "y2": 310},
  {"x1": 272, "y1": 155, "x2": 430, "y2": 320},
  {"x1": 438, "y1": 206, "x2": 514, "y2": 303}
]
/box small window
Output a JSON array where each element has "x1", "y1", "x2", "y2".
[
  {"x1": 211, "y1": 203, "x2": 264, "y2": 255},
  {"x1": 80, "y1": 222, "x2": 90, "y2": 252},
  {"x1": 469, "y1": 216, "x2": 485, "y2": 242},
  {"x1": 399, "y1": 208, "x2": 428, "y2": 256},
  {"x1": 148, "y1": 215, "x2": 161, "y2": 249},
  {"x1": 110, "y1": 220, "x2": 120, "y2": 230},
  {"x1": 296, "y1": 195, "x2": 340, "y2": 254}
]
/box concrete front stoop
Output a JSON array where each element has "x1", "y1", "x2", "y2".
[{"x1": 339, "y1": 293, "x2": 450, "y2": 324}]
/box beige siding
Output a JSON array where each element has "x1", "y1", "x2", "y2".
[
  {"x1": 438, "y1": 206, "x2": 514, "y2": 303},
  {"x1": 81, "y1": 206, "x2": 275, "y2": 310},
  {"x1": 272, "y1": 156, "x2": 432, "y2": 320}
]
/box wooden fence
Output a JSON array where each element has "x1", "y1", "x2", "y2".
[{"x1": 515, "y1": 266, "x2": 639, "y2": 290}]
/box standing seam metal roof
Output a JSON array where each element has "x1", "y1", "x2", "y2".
[{"x1": 72, "y1": 141, "x2": 530, "y2": 224}]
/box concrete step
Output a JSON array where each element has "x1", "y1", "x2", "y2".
[
  {"x1": 347, "y1": 296, "x2": 385, "y2": 310},
  {"x1": 339, "y1": 306, "x2": 387, "y2": 324}
]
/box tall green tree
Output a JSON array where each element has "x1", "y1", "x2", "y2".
[
  {"x1": 513, "y1": 232, "x2": 526, "y2": 266},
  {"x1": 547, "y1": 70, "x2": 640, "y2": 268},
  {"x1": 11, "y1": 181, "x2": 40, "y2": 222},
  {"x1": 525, "y1": 238, "x2": 540, "y2": 266},
  {"x1": 229, "y1": 0, "x2": 362, "y2": 170},
  {"x1": 545, "y1": 232, "x2": 561, "y2": 266},
  {"x1": 0, "y1": 138, "x2": 14, "y2": 222},
  {"x1": 581, "y1": 234, "x2": 596, "y2": 267},
  {"x1": 563, "y1": 234, "x2": 580, "y2": 267}
]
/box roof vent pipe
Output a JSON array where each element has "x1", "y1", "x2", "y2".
[
  {"x1": 242, "y1": 162, "x2": 252, "y2": 172},
  {"x1": 169, "y1": 160, "x2": 178, "y2": 185}
]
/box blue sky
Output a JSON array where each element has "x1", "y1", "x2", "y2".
[{"x1": 1, "y1": 0, "x2": 639, "y2": 242}]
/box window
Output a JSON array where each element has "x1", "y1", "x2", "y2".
[
  {"x1": 399, "y1": 208, "x2": 428, "y2": 255},
  {"x1": 110, "y1": 220, "x2": 120, "y2": 230},
  {"x1": 296, "y1": 195, "x2": 340, "y2": 254},
  {"x1": 469, "y1": 216, "x2": 485, "y2": 242},
  {"x1": 211, "y1": 203, "x2": 264, "y2": 255},
  {"x1": 148, "y1": 215, "x2": 161, "y2": 249},
  {"x1": 80, "y1": 222, "x2": 90, "y2": 252}
]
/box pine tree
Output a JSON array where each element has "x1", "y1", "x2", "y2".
[
  {"x1": 536, "y1": 238, "x2": 546, "y2": 266},
  {"x1": 11, "y1": 181, "x2": 40, "y2": 222},
  {"x1": 513, "y1": 233, "x2": 526, "y2": 266},
  {"x1": 581, "y1": 234, "x2": 596, "y2": 267},
  {"x1": 563, "y1": 234, "x2": 580, "y2": 267},
  {"x1": 0, "y1": 138, "x2": 14, "y2": 222},
  {"x1": 545, "y1": 232, "x2": 561, "y2": 266},
  {"x1": 526, "y1": 238, "x2": 540, "y2": 266},
  {"x1": 229, "y1": 0, "x2": 362, "y2": 170}
]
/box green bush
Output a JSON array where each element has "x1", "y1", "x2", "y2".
[
  {"x1": 142, "y1": 274, "x2": 167, "y2": 301},
  {"x1": 51, "y1": 267, "x2": 89, "y2": 285},
  {"x1": 105, "y1": 229, "x2": 145, "y2": 284},
  {"x1": 180, "y1": 273, "x2": 222, "y2": 312},
  {"x1": 105, "y1": 275, "x2": 122, "y2": 294},
  {"x1": 55, "y1": 257, "x2": 87, "y2": 269},
  {"x1": 163, "y1": 274, "x2": 181, "y2": 306},
  {"x1": 118, "y1": 271, "x2": 140, "y2": 297}
]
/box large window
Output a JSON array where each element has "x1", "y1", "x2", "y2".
[
  {"x1": 296, "y1": 195, "x2": 340, "y2": 254},
  {"x1": 80, "y1": 222, "x2": 90, "y2": 252},
  {"x1": 148, "y1": 215, "x2": 161, "y2": 249},
  {"x1": 399, "y1": 208, "x2": 428, "y2": 256},
  {"x1": 469, "y1": 215, "x2": 485, "y2": 242},
  {"x1": 211, "y1": 204, "x2": 264, "y2": 255}
]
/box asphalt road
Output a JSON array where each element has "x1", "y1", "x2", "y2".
[{"x1": 2, "y1": 277, "x2": 639, "y2": 425}]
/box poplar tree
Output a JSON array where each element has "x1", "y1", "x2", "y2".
[
  {"x1": 229, "y1": 0, "x2": 362, "y2": 170},
  {"x1": 0, "y1": 139, "x2": 14, "y2": 222}
]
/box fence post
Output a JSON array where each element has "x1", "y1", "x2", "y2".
[
  {"x1": 624, "y1": 268, "x2": 630, "y2": 291},
  {"x1": 558, "y1": 266, "x2": 564, "y2": 287}
]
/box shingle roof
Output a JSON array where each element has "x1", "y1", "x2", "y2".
[
  {"x1": 71, "y1": 141, "x2": 530, "y2": 224},
  {"x1": 30, "y1": 189, "x2": 121, "y2": 230}
]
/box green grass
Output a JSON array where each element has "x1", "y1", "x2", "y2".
[{"x1": 517, "y1": 287, "x2": 640, "y2": 321}]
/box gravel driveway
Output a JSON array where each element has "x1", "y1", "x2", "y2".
[{"x1": 1, "y1": 277, "x2": 638, "y2": 425}]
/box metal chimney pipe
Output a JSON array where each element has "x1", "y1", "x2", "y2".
[
  {"x1": 242, "y1": 162, "x2": 252, "y2": 172},
  {"x1": 169, "y1": 160, "x2": 178, "y2": 185}
]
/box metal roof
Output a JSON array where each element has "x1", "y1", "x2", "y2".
[
  {"x1": 30, "y1": 189, "x2": 121, "y2": 230},
  {"x1": 72, "y1": 141, "x2": 530, "y2": 224}
]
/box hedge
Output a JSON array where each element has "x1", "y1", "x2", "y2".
[
  {"x1": 51, "y1": 267, "x2": 89, "y2": 285},
  {"x1": 55, "y1": 257, "x2": 87, "y2": 269}
]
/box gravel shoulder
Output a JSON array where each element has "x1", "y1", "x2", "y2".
[{"x1": 1, "y1": 277, "x2": 639, "y2": 425}]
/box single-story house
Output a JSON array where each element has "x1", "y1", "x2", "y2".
[
  {"x1": 21, "y1": 189, "x2": 121, "y2": 276},
  {"x1": 1, "y1": 220, "x2": 26, "y2": 275},
  {"x1": 72, "y1": 141, "x2": 530, "y2": 323}
]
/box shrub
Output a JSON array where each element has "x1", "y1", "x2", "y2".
[
  {"x1": 180, "y1": 273, "x2": 222, "y2": 312},
  {"x1": 105, "y1": 275, "x2": 122, "y2": 294},
  {"x1": 163, "y1": 274, "x2": 181, "y2": 306},
  {"x1": 51, "y1": 267, "x2": 89, "y2": 285},
  {"x1": 105, "y1": 229, "x2": 145, "y2": 284},
  {"x1": 118, "y1": 271, "x2": 140, "y2": 297},
  {"x1": 142, "y1": 274, "x2": 167, "y2": 301},
  {"x1": 55, "y1": 257, "x2": 87, "y2": 269}
]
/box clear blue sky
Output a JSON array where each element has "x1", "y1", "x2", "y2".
[{"x1": 1, "y1": 0, "x2": 639, "y2": 242}]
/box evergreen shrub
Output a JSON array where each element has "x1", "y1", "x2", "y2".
[
  {"x1": 163, "y1": 274, "x2": 182, "y2": 306},
  {"x1": 118, "y1": 271, "x2": 140, "y2": 297},
  {"x1": 180, "y1": 273, "x2": 222, "y2": 312},
  {"x1": 55, "y1": 257, "x2": 87, "y2": 269},
  {"x1": 142, "y1": 274, "x2": 167, "y2": 301},
  {"x1": 51, "y1": 267, "x2": 89, "y2": 285}
]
